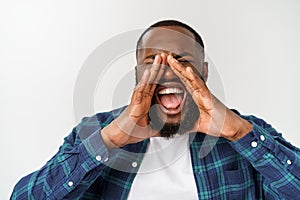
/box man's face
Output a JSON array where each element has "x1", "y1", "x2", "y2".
[{"x1": 136, "y1": 26, "x2": 206, "y2": 137}]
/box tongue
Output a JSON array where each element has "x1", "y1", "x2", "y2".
[{"x1": 160, "y1": 94, "x2": 182, "y2": 109}]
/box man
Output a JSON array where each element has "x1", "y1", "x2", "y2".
[{"x1": 11, "y1": 20, "x2": 300, "y2": 199}]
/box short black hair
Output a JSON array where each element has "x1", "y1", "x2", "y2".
[{"x1": 136, "y1": 19, "x2": 205, "y2": 58}]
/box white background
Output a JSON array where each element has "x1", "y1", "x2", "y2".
[{"x1": 1, "y1": 0, "x2": 300, "y2": 199}]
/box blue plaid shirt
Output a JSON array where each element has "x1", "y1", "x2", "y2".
[{"x1": 11, "y1": 107, "x2": 300, "y2": 199}]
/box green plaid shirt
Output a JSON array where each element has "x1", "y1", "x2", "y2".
[{"x1": 11, "y1": 107, "x2": 300, "y2": 199}]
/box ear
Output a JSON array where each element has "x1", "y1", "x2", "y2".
[{"x1": 202, "y1": 62, "x2": 208, "y2": 82}]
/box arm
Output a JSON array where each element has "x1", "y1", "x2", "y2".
[
  {"x1": 230, "y1": 114, "x2": 300, "y2": 199},
  {"x1": 11, "y1": 54, "x2": 166, "y2": 199},
  {"x1": 11, "y1": 114, "x2": 117, "y2": 200},
  {"x1": 167, "y1": 55, "x2": 300, "y2": 198}
]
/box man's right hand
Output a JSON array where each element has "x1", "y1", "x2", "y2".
[{"x1": 101, "y1": 54, "x2": 166, "y2": 148}]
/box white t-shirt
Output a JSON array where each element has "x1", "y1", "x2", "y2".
[{"x1": 127, "y1": 134, "x2": 198, "y2": 200}]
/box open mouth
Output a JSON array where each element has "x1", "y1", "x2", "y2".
[{"x1": 155, "y1": 82, "x2": 187, "y2": 115}]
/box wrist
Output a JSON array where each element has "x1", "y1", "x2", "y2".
[
  {"x1": 225, "y1": 119, "x2": 252, "y2": 141},
  {"x1": 101, "y1": 122, "x2": 126, "y2": 148}
]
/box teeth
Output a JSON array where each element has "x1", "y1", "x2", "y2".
[{"x1": 158, "y1": 88, "x2": 183, "y2": 95}]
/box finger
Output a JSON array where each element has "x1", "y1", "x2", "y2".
[
  {"x1": 156, "y1": 53, "x2": 167, "y2": 80},
  {"x1": 167, "y1": 55, "x2": 207, "y2": 95},
  {"x1": 149, "y1": 53, "x2": 167, "y2": 94},
  {"x1": 137, "y1": 66, "x2": 151, "y2": 86},
  {"x1": 168, "y1": 57, "x2": 213, "y2": 115},
  {"x1": 167, "y1": 55, "x2": 186, "y2": 73},
  {"x1": 132, "y1": 68, "x2": 150, "y2": 104},
  {"x1": 174, "y1": 71, "x2": 195, "y2": 96},
  {"x1": 148, "y1": 54, "x2": 162, "y2": 83},
  {"x1": 167, "y1": 55, "x2": 199, "y2": 83},
  {"x1": 144, "y1": 54, "x2": 163, "y2": 94},
  {"x1": 167, "y1": 55, "x2": 194, "y2": 92},
  {"x1": 185, "y1": 67, "x2": 207, "y2": 92}
]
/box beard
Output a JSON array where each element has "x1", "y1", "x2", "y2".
[{"x1": 149, "y1": 92, "x2": 200, "y2": 138}]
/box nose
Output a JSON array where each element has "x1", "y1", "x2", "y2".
[
  {"x1": 162, "y1": 65, "x2": 177, "y2": 80},
  {"x1": 159, "y1": 52, "x2": 179, "y2": 81}
]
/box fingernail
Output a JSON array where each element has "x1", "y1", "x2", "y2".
[
  {"x1": 187, "y1": 67, "x2": 193, "y2": 73},
  {"x1": 173, "y1": 58, "x2": 179, "y2": 63},
  {"x1": 168, "y1": 55, "x2": 177, "y2": 62}
]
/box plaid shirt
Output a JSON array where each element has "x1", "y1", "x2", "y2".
[{"x1": 11, "y1": 107, "x2": 300, "y2": 199}]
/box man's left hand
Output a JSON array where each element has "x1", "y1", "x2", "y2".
[{"x1": 167, "y1": 55, "x2": 252, "y2": 141}]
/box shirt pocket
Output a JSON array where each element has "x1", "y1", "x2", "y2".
[
  {"x1": 223, "y1": 160, "x2": 255, "y2": 200},
  {"x1": 224, "y1": 169, "x2": 246, "y2": 200}
]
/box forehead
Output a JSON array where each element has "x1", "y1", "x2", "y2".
[{"x1": 139, "y1": 26, "x2": 201, "y2": 55}]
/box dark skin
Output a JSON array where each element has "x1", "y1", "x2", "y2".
[{"x1": 101, "y1": 26, "x2": 252, "y2": 148}]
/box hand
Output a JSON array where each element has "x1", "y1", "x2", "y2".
[
  {"x1": 101, "y1": 54, "x2": 167, "y2": 148},
  {"x1": 167, "y1": 55, "x2": 252, "y2": 141}
]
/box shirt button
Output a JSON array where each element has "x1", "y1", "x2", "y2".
[
  {"x1": 260, "y1": 135, "x2": 265, "y2": 141},
  {"x1": 251, "y1": 141, "x2": 258, "y2": 148},
  {"x1": 287, "y1": 159, "x2": 292, "y2": 165},
  {"x1": 103, "y1": 157, "x2": 109, "y2": 162},
  {"x1": 95, "y1": 155, "x2": 102, "y2": 161},
  {"x1": 132, "y1": 162, "x2": 138, "y2": 168},
  {"x1": 68, "y1": 181, "x2": 74, "y2": 187}
]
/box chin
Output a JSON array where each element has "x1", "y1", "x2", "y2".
[{"x1": 149, "y1": 95, "x2": 199, "y2": 138}]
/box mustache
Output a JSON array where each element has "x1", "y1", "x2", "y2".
[{"x1": 157, "y1": 77, "x2": 183, "y2": 85}]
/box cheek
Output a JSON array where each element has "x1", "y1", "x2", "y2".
[
  {"x1": 186, "y1": 64, "x2": 203, "y2": 78},
  {"x1": 135, "y1": 64, "x2": 151, "y2": 83},
  {"x1": 135, "y1": 69, "x2": 144, "y2": 83}
]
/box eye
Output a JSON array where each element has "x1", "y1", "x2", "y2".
[
  {"x1": 177, "y1": 58, "x2": 193, "y2": 64},
  {"x1": 144, "y1": 56, "x2": 155, "y2": 64},
  {"x1": 175, "y1": 55, "x2": 192, "y2": 63},
  {"x1": 178, "y1": 59, "x2": 189, "y2": 63}
]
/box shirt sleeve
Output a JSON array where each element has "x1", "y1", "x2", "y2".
[
  {"x1": 10, "y1": 114, "x2": 118, "y2": 200},
  {"x1": 229, "y1": 114, "x2": 300, "y2": 199}
]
